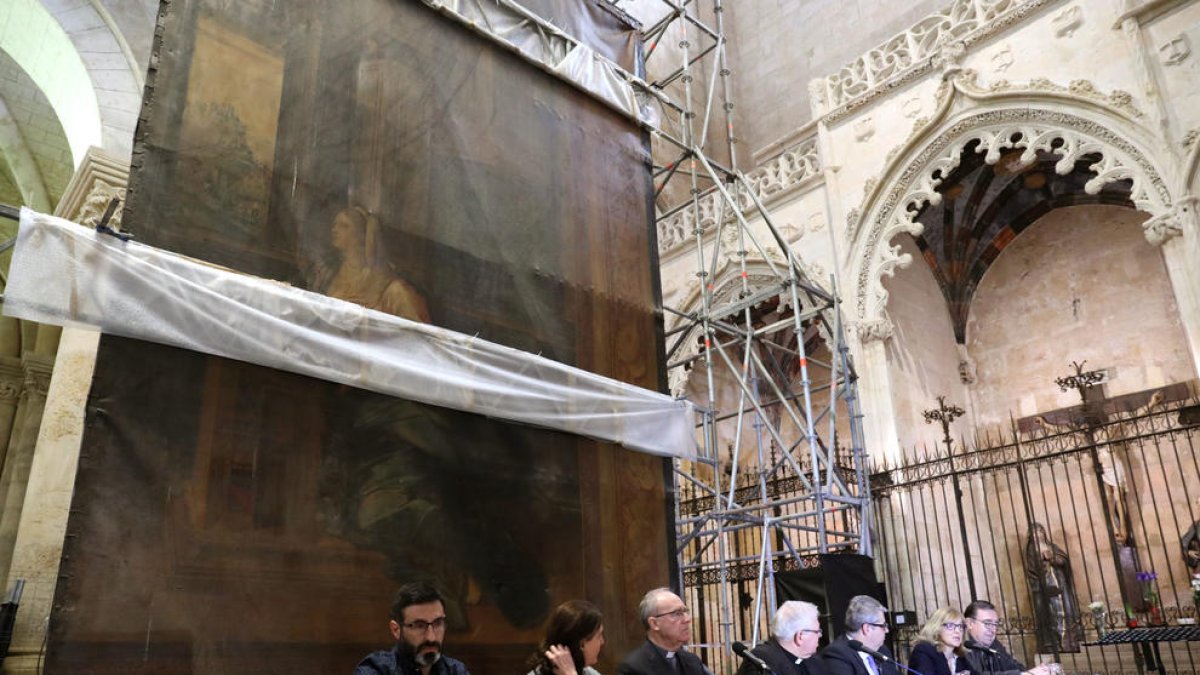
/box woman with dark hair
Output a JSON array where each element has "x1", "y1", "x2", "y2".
[{"x1": 528, "y1": 600, "x2": 606, "y2": 675}]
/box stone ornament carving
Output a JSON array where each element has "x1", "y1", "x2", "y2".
[
  {"x1": 1142, "y1": 197, "x2": 1195, "y2": 246},
  {"x1": 21, "y1": 356, "x2": 54, "y2": 399},
  {"x1": 0, "y1": 358, "x2": 24, "y2": 404},
  {"x1": 808, "y1": 212, "x2": 826, "y2": 232},
  {"x1": 1160, "y1": 35, "x2": 1191, "y2": 66},
  {"x1": 854, "y1": 117, "x2": 876, "y2": 143},
  {"x1": 903, "y1": 97, "x2": 923, "y2": 119},
  {"x1": 75, "y1": 179, "x2": 127, "y2": 231},
  {"x1": 853, "y1": 317, "x2": 895, "y2": 343},
  {"x1": 657, "y1": 136, "x2": 820, "y2": 253},
  {"x1": 1051, "y1": 5, "x2": 1083, "y2": 38},
  {"x1": 931, "y1": 39, "x2": 968, "y2": 76},
  {"x1": 991, "y1": 45, "x2": 1014, "y2": 73},
  {"x1": 815, "y1": 0, "x2": 1055, "y2": 117},
  {"x1": 850, "y1": 108, "x2": 1172, "y2": 325},
  {"x1": 959, "y1": 72, "x2": 1143, "y2": 119}
]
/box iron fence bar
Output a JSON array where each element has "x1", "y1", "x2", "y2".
[{"x1": 1060, "y1": 453, "x2": 1099, "y2": 674}]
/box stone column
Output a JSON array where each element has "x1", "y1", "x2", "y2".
[
  {"x1": 849, "y1": 318, "x2": 903, "y2": 466},
  {"x1": 0, "y1": 358, "x2": 25, "y2": 478},
  {"x1": 0, "y1": 146, "x2": 128, "y2": 674},
  {"x1": 2, "y1": 330, "x2": 100, "y2": 675},
  {"x1": 0, "y1": 355, "x2": 54, "y2": 583},
  {"x1": 1145, "y1": 198, "x2": 1200, "y2": 377}
]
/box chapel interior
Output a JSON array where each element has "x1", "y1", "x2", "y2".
[{"x1": 0, "y1": 0, "x2": 1198, "y2": 673}]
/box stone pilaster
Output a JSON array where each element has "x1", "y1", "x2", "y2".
[
  {"x1": 1, "y1": 147, "x2": 128, "y2": 674},
  {"x1": 0, "y1": 357, "x2": 25, "y2": 473},
  {"x1": 1149, "y1": 197, "x2": 1200, "y2": 377},
  {"x1": 0, "y1": 354, "x2": 55, "y2": 584},
  {"x1": 849, "y1": 317, "x2": 903, "y2": 467}
]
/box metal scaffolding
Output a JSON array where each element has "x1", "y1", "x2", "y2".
[
  {"x1": 607, "y1": 1, "x2": 874, "y2": 672},
  {"x1": 422, "y1": 0, "x2": 872, "y2": 669}
]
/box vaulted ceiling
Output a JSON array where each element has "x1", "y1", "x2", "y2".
[
  {"x1": 0, "y1": 0, "x2": 157, "y2": 212},
  {"x1": 913, "y1": 140, "x2": 1137, "y2": 343}
]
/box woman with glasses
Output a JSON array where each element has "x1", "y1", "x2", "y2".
[
  {"x1": 528, "y1": 600, "x2": 607, "y2": 675},
  {"x1": 907, "y1": 608, "x2": 980, "y2": 675}
]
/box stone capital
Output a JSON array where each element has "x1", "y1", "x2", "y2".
[
  {"x1": 0, "y1": 356, "x2": 24, "y2": 403},
  {"x1": 20, "y1": 354, "x2": 55, "y2": 399},
  {"x1": 854, "y1": 318, "x2": 894, "y2": 344},
  {"x1": 1143, "y1": 199, "x2": 1196, "y2": 246}
]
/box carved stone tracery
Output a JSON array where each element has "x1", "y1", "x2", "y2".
[
  {"x1": 657, "y1": 137, "x2": 821, "y2": 254},
  {"x1": 813, "y1": 0, "x2": 1057, "y2": 120},
  {"x1": 851, "y1": 108, "x2": 1172, "y2": 326}
]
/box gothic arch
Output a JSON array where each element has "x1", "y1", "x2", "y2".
[{"x1": 846, "y1": 100, "x2": 1175, "y2": 332}]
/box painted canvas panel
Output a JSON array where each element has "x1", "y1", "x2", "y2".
[
  {"x1": 48, "y1": 339, "x2": 671, "y2": 674},
  {"x1": 48, "y1": 0, "x2": 673, "y2": 673}
]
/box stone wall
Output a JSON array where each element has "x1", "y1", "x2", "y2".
[{"x1": 966, "y1": 204, "x2": 1195, "y2": 425}]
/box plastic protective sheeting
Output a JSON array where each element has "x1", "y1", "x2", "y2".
[
  {"x1": 428, "y1": 0, "x2": 644, "y2": 120},
  {"x1": 4, "y1": 208, "x2": 697, "y2": 459}
]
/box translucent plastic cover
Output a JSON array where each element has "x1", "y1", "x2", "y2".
[{"x1": 5, "y1": 209, "x2": 696, "y2": 459}]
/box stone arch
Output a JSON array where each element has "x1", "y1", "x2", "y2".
[{"x1": 848, "y1": 105, "x2": 1175, "y2": 330}]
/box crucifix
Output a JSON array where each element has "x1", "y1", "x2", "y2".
[{"x1": 922, "y1": 395, "x2": 977, "y2": 600}]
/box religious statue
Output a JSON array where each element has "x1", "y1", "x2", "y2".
[
  {"x1": 1181, "y1": 498, "x2": 1200, "y2": 572},
  {"x1": 1033, "y1": 389, "x2": 1164, "y2": 547},
  {"x1": 1025, "y1": 523, "x2": 1083, "y2": 653},
  {"x1": 314, "y1": 205, "x2": 431, "y2": 322}
]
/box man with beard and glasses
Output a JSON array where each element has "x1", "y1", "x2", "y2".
[{"x1": 354, "y1": 582, "x2": 473, "y2": 675}]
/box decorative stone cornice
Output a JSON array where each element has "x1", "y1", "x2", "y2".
[
  {"x1": 811, "y1": 0, "x2": 1059, "y2": 123},
  {"x1": 657, "y1": 136, "x2": 821, "y2": 255},
  {"x1": 0, "y1": 356, "x2": 24, "y2": 404},
  {"x1": 20, "y1": 354, "x2": 55, "y2": 399},
  {"x1": 53, "y1": 146, "x2": 131, "y2": 226}
]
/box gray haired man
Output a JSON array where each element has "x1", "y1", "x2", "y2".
[
  {"x1": 819, "y1": 595, "x2": 897, "y2": 675},
  {"x1": 735, "y1": 601, "x2": 826, "y2": 675}
]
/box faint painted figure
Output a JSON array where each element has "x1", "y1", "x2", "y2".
[
  {"x1": 1025, "y1": 523, "x2": 1083, "y2": 653},
  {"x1": 320, "y1": 205, "x2": 431, "y2": 322}
]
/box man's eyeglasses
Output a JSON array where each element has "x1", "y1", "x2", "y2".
[
  {"x1": 970, "y1": 619, "x2": 1002, "y2": 630},
  {"x1": 653, "y1": 607, "x2": 691, "y2": 620},
  {"x1": 797, "y1": 629, "x2": 822, "y2": 636},
  {"x1": 943, "y1": 622, "x2": 966, "y2": 632},
  {"x1": 402, "y1": 617, "x2": 447, "y2": 632},
  {"x1": 864, "y1": 621, "x2": 889, "y2": 630}
]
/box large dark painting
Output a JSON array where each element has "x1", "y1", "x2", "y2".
[{"x1": 49, "y1": 0, "x2": 671, "y2": 672}]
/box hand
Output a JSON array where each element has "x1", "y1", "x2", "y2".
[
  {"x1": 545, "y1": 645, "x2": 578, "y2": 675},
  {"x1": 1026, "y1": 664, "x2": 1053, "y2": 675}
]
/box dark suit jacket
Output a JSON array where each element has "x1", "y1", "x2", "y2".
[
  {"x1": 618, "y1": 640, "x2": 710, "y2": 675},
  {"x1": 961, "y1": 640, "x2": 1025, "y2": 675},
  {"x1": 906, "y1": 641, "x2": 979, "y2": 675},
  {"x1": 733, "y1": 639, "x2": 826, "y2": 675},
  {"x1": 820, "y1": 635, "x2": 898, "y2": 675}
]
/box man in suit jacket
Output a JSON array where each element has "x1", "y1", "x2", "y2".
[
  {"x1": 618, "y1": 588, "x2": 712, "y2": 675},
  {"x1": 962, "y1": 601, "x2": 1051, "y2": 675},
  {"x1": 735, "y1": 601, "x2": 826, "y2": 675},
  {"x1": 820, "y1": 595, "x2": 898, "y2": 675}
]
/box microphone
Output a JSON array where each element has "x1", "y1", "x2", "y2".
[
  {"x1": 847, "y1": 640, "x2": 927, "y2": 675},
  {"x1": 732, "y1": 642, "x2": 770, "y2": 672},
  {"x1": 847, "y1": 640, "x2": 895, "y2": 663},
  {"x1": 964, "y1": 639, "x2": 998, "y2": 656}
]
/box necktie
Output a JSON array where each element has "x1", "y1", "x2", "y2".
[{"x1": 866, "y1": 655, "x2": 880, "y2": 675}]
